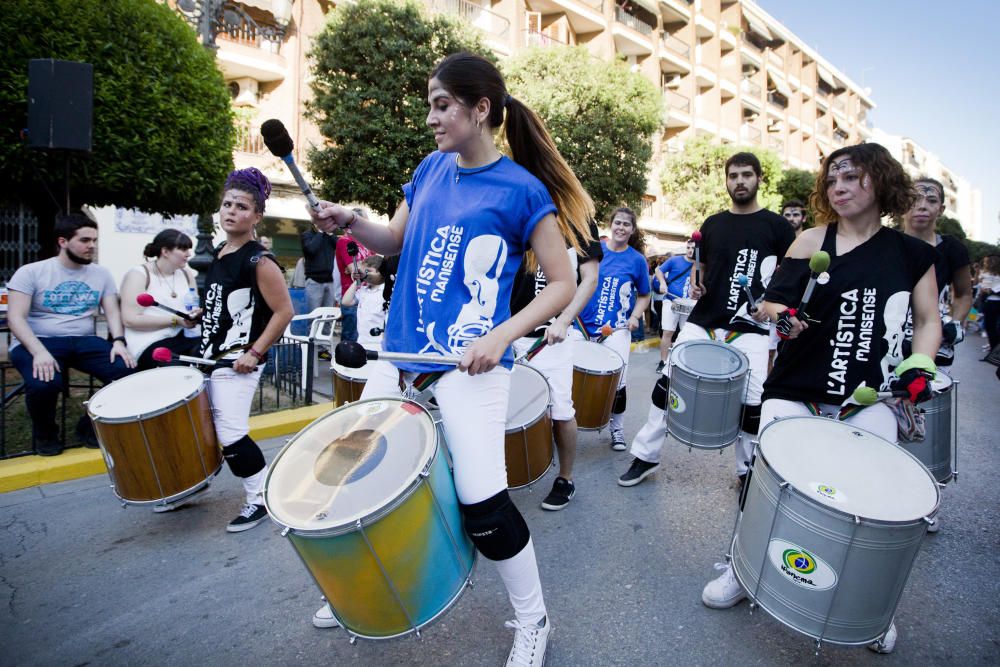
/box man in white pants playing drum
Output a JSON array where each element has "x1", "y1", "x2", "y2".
[{"x1": 618, "y1": 152, "x2": 794, "y2": 489}]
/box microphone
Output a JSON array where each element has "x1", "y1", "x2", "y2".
[
  {"x1": 691, "y1": 230, "x2": 703, "y2": 289},
  {"x1": 137, "y1": 293, "x2": 195, "y2": 321},
  {"x1": 334, "y1": 341, "x2": 461, "y2": 369},
  {"x1": 737, "y1": 274, "x2": 757, "y2": 313},
  {"x1": 346, "y1": 240, "x2": 361, "y2": 278},
  {"x1": 851, "y1": 385, "x2": 909, "y2": 406},
  {"x1": 260, "y1": 119, "x2": 321, "y2": 211},
  {"x1": 151, "y1": 347, "x2": 235, "y2": 368},
  {"x1": 796, "y1": 251, "x2": 831, "y2": 318}
]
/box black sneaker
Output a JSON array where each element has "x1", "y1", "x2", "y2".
[
  {"x1": 618, "y1": 458, "x2": 659, "y2": 487},
  {"x1": 76, "y1": 418, "x2": 100, "y2": 449},
  {"x1": 610, "y1": 428, "x2": 627, "y2": 451},
  {"x1": 540, "y1": 477, "x2": 576, "y2": 511},
  {"x1": 655, "y1": 360, "x2": 665, "y2": 373},
  {"x1": 227, "y1": 504, "x2": 268, "y2": 533},
  {"x1": 36, "y1": 439, "x2": 64, "y2": 457}
]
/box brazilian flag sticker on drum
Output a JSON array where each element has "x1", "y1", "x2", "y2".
[
  {"x1": 668, "y1": 389, "x2": 686, "y2": 413},
  {"x1": 767, "y1": 539, "x2": 837, "y2": 590}
]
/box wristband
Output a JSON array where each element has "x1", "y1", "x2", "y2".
[
  {"x1": 113, "y1": 336, "x2": 127, "y2": 344},
  {"x1": 248, "y1": 347, "x2": 266, "y2": 362},
  {"x1": 171, "y1": 316, "x2": 178, "y2": 327},
  {"x1": 343, "y1": 211, "x2": 358, "y2": 230}
]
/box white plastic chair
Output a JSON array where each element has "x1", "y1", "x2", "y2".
[{"x1": 283, "y1": 306, "x2": 341, "y2": 386}]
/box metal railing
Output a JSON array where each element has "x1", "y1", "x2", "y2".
[
  {"x1": 664, "y1": 89, "x2": 691, "y2": 114},
  {"x1": 431, "y1": 0, "x2": 511, "y2": 39},
  {"x1": 767, "y1": 49, "x2": 784, "y2": 68},
  {"x1": 0, "y1": 205, "x2": 41, "y2": 284},
  {"x1": 767, "y1": 135, "x2": 784, "y2": 152},
  {"x1": 234, "y1": 119, "x2": 266, "y2": 155},
  {"x1": 661, "y1": 33, "x2": 690, "y2": 58},
  {"x1": 614, "y1": 7, "x2": 654, "y2": 35},
  {"x1": 524, "y1": 30, "x2": 568, "y2": 48},
  {"x1": 215, "y1": 17, "x2": 282, "y2": 53},
  {"x1": 741, "y1": 78, "x2": 761, "y2": 98},
  {"x1": 740, "y1": 123, "x2": 762, "y2": 143}
]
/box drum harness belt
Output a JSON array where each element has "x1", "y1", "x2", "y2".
[
  {"x1": 804, "y1": 401, "x2": 867, "y2": 421},
  {"x1": 398, "y1": 369, "x2": 446, "y2": 400},
  {"x1": 706, "y1": 329, "x2": 743, "y2": 344}
]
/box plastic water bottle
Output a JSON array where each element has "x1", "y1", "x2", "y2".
[{"x1": 183, "y1": 287, "x2": 201, "y2": 338}]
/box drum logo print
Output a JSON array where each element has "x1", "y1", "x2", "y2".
[
  {"x1": 668, "y1": 389, "x2": 686, "y2": 413},
  {"x1": 767, "y1": 539, "x2": 837, "y2": 590},
  {"x1": 810, "y1": 482, "x2": 846, "y2": 503}
]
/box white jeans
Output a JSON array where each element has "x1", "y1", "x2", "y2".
[
  {"x1": 208, "y1": 366, "x2": 267, "y2": 504},
  {"x1": 513, "y1": 336, "x2": 574, "y2": 421},
  {"x1": 759, "y1": 398, "x2": 897, "y2": 443},
  {"x1": 629, "y1": 323, "x2": 768, "y2": 473}
]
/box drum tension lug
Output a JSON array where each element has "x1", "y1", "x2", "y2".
[
  {"x1": 348, "y1": 634, "x2": 357, "y2": 645},
  {"x1": 813, "y1": 639, "x2": 822, "y2": 655},
  {"x1": 281, "y1": 527, "x2": 290, "y2": 537}
]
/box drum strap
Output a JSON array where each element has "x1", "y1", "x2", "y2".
[
  {"x1": 803, "y1": 401, "x2": 868, "y2": 422},
  {"x1": 572, "y1": 316, "x2": 588, "y2": 337},
  {"x1": 397, "y1": 370, "x2": 446, "y2": 398},
  {"x1": 707, "y1": 329, "x2": 742, "y2": 344}
]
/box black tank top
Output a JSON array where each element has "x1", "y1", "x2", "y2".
[
  {"x1": 199, "y1": 241, "x2": 277, "y2": 359},
  {"x1": 763, "y1": 224, "x2": 936, "y2": 404}
]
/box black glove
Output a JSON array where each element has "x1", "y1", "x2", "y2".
[
  {"x1": 891, "y1": 368, "x2": 934, "y2": 404},
  {"x1": 775, "y1": 308, "x2": 798, "y2": 340}
]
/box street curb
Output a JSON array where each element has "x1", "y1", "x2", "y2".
[{"x1": 0, "y1": 402, "x2": 335, "y2": 494}]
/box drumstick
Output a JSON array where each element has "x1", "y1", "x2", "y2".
[
  {"x1": 151, "y1": 347, "x2": 235, "y2": 368},
  {"x1": 851, "y1": 385, "x2": 910, "y2": 406},
  {"x1": 796, "y1": 251, "x2": 831, "y2": 319},
  {"x1": 736, "y1": 274, "x2": 757, "y2": 314},
  {"x1": 137, "y1": 293, "x2": 195, "y2": 321},
  {"x1": 514, "y1": 337, "x2": 547, "y2": 363},
  {"x1": 334, "y1": 341, "x2": 462, "y2": 369},
  {"x1": 691, "y1": 230, "x2": 702, "y2": 289}
]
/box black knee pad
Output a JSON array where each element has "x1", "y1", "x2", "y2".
[
  {"x1": 222, "y1": 435, "x2": 266, "y2": 478},
  {"x1": 460, "y1": 490, "x2": 530, "y2": 561},
  {"x1": 650, "y1": 377, "x2": 670, "y2": 411},
  {"x1": 740, "y1": 404, "x2": 762, "y2": 435},
  {"x1": 612, "y1": 387, "x2": 627, "y2": 415}
]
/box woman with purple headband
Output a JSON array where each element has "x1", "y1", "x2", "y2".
[{"x1": 200, "y1": 167, "x2": 293, "y2": 532}]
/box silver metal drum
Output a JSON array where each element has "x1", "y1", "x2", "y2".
[
  {"x1": 666, "y1": 339, "x2": 749, "y2": 449},
  {"x1": 901, "y1": 373, "x2": 958, "y2": 484},
  {"x1": 730, "y1": 417, "x2": 939, "y2": 647}
]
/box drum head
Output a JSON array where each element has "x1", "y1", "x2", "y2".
[
  {"x1": 88, "y1": 367, "x2": 204, "y2": 419},
  {"x1": 332, "y1": 361, "x2": 373, "y2": 381},
  {"x1": 759, "y1": 417, "x2": 938, "y2": 521},
  {"x1": 265, "y1": 399, "x2": 436, "y2": 531},
  {"x1": 672, "y1": 340, "x2": 747, "y2": 379},
  {"x1": 931, "y1": 372, "x2": 953, "y2": 393},
  {"x1": 507, "y1": 364, "x2": 550, "y2": 430},
  {"x1": 571, "y1": 340, "x2": 624, "y2": 372}
]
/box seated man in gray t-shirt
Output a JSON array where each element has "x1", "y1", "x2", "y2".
[{"x1": 7, "y1": 214, "x2": 136, "y2": 456}]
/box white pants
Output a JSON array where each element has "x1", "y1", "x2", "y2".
[
  {"x1": 360, "y1": 360, "x2": 547, "y2": 623},
  {"x1": 759, "y1": 398, "x2": 897, "y2": 443},
  {"x1": 208, "y1": 366, "x2": 267, "y2": 504},
  {"x1": 629, "y1": 323, "x2": 768, "y2": 473},
  {"x1": 513, "y1": 336, "x2": 574, "y2": 421}
]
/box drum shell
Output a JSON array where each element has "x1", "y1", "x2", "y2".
[
  {"x1": 900, "y1": 381, "x2": 955, "y2": 483},
  {"x1": 277, "y1": 433, "x2": 475, "y2": 639},
  {"x1": 332, "y1": 369, "x2": 366, "y2": 407},
  {"x1": 731, "y1": 447, "x2": 932, "y2": 646},
  {"x1": 90, "y1": 381, "x2": 220, "y2": 504},
  {"x1": 666, "y1": 341, "x2": 748, "y2": 449},
  {"x1": 505, "y1": 411, "x2": 553, "y2": 489}
]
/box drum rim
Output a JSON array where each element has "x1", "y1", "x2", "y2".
[
  {"x1": 87, "y1": 368, "x2": 206, "y2": 424},
  {"x1": 571, "y1": 339, "x2": 625, "y2": 374},
  {"x1": 670, "y1": 339, "x2": 750, "y2": 378},
  {"x1": 756, "y1": 416, "x2": 941, "y2": 525},
  {"x1": 264, "y1": 398, "x2": 442, "y2": 536},
  {"x1": 331, "y1": 366, "x2": 370, "y2": 382},
  {"x1": 108, "y1": 466, "x2": 222, "y2": 506},
  {"x1": 508, "y1": 362, "x2": 553, "y2": 429}
]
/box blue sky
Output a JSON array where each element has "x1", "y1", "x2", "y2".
[{"x1": 758, "y1": 0, "x2": 1000, "y2": 243}]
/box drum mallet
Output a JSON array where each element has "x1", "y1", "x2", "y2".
[
  {"x1": 335, "y1": 341, "x2": 462, "y2": 369},
  {"x1": 152, "y1": 347, "x2": 235, "y2": 368},
  {"x1": 137, "y1": 293, "x2": 195, "y2": 321},
  {"x1": 691, "y1": 230, "x2": 702, "y2": 289},
  {"x1": 260, "y1": 119, "x2": 321, "y2": 211},
  {"x1": 795, "y1": 251, "x2": 831, "y2": 320},
  {"x1": 852, "y1": 385, "x2": 916, "y2": 406},
  {"x1": 514, "y1": 337, "x2": 547, "y2": 363},
  {"x1": 736, "y1": 274, "x2": 757, "y2": 313}
]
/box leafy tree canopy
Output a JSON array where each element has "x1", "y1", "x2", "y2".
[
  {"x1": 0, "y1": 0, "x2": 233, "y2": 216},
  {"x1": 936, "y1": 215, "x2": 966, "y2": 240},
  {"x1": 660, "y1": 135, "x2": 782, "y2": 229},
  {"x1": 307, "y1": 0, "x2": 491, "y2": 216},
  {"x1": 503, "y1": 47, "x2": 661, "y2": 222},
  {"x1": 776, "y1": 167, "x2": 816, "y2": 228}
]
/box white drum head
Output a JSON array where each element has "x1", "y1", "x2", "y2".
[
  {"x1": 507, "y1": 364, "x2": 550, "y2": 430},
  {"x1": 672, "y1": 340, "x2": 748, "y2": 379},
  {"x1": 759, "y1": 417, "x2": 939, "y2": 521},
  {"x1": 931, "y1": 372, "x2": 953, "y2": 393},
  {"x1": 88, "y1": 367, "x2": 204, "y2": 419},
  {"x1": 265, "y1": 399, "x2": 436, "y2": 531},
  {"x1": 571, "y1": 340, "x2": 624, "y2": 373}
]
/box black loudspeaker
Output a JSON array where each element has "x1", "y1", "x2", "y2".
[{"x1": 27, "y1": 59, "x2": 93, "y2": 152}]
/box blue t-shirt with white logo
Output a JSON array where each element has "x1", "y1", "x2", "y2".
[
  {"x1": 657, "y1": 255, "x2": 693, "y2": 300},
  {"x1": 578, "y1": 242, "x2": 651, "y2": 336},
  {"x1": 385, "y1": 151, "x2": 556, "y2": 372}
]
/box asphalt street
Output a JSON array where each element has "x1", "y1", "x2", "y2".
[{"x1": 2, "y1": 341, "x2": 998, "y2": 666}]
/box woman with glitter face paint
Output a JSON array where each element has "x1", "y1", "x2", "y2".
[
  {"x1": 309, "y1": 52, "x2": 595, "y2": 667},
  {"x1": 700, "y1": 144, "x2": 941, "y2": 655},
  {"x1": 199, "y1": 167, "x2": 293, "y2": 532}
]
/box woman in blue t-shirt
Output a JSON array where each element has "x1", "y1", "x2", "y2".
[
  {"x1": 576, "y1": 207, "x2": 652, "y2": 450},
  {"x1": 310, "y1": 52, "x2": 594, "y2": 666}
]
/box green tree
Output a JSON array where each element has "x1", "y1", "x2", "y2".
[
  {"x1": 503, "y1": 47, "x2": 661, "y2": 221},
  {"x1": 936, "y1": 215, "x2": 966, "y2": 240},
  {"x1": 776, "y1": 167, "x2": 816, "y2": 228},
  {"x1": 0, "y1": 0, "x2": 233, "y2": 222},
  {"x1": 660, "y1": 136, "x2": 782, "y2": 229},
  {"x1": 308, "y1": 0, "x2": 491, "y2": 216}
]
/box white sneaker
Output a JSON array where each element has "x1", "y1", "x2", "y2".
[
  {"x1": 868, "y1": 621, "x2": 897, "y2": 654},
  {"x1": 312, "y1": 602, "x2": 340, "y2": 629},
  {"x1": 701, "y1": 562, "x2": 747, "y2": 609},
  {"x1": 505, "y1": 616, "x2": 549, "y2": 667}
]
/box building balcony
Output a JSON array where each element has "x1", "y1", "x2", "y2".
[
  {"x1": 740, "y1": 123, "x2": 762, "y2": 144},
  {"x1": 767, "y1": 135, "x2": 784, "y2": 153},
  {"x1": 719, "y1": 24, "x2": 737, "y2": 51},
  {"x1": 719, "y1": 77, "x2": 738, "y2": 99},
  {"x1": 695, "y1": 65, "x2": 717, "y2": 89},
  {"x1": 767, "y1": 48, "x2": 784, "y2": 68},
  {"x1": 527, "y1": 0, "x2": 605, "y2": 34},
  {"x1": 694, "y1": 13, "x2": 716, "y2": 39},
  {"x1": 234, "y1": 118, "x2": 266, "y2": 156},
  {"x1": 613, "y1": 7, "x2": 655, "y2": 55},
  {"x1": 720, "y1": 126, "x2": 738, "y2": 142},
  {"x1": 694, "y1": 117, "x2": 718, "y2": 136},
  {"x1": 741, "y1": 77, "x2": 762, "y2": 98},
  {"x1": 659, "y1": 33, "x2": 692, "y2": 73},
  {"x1": 659, "y1": 0, "x2": 691, "y2": 24},
  {"x1": 740, "y1": 43, "x2": 763, "y2": 67},
  {"x1": 216, "y1": 39, "x2": 287, "y2": 82},
  {"x1": 524, "y1": 30, "x2": 569, "y2": 48},
  {"x1": 430, "y1": 0, "x2": 510, "y2": 42},
  {"x1": 663, "y1": 89, "x2": 691, "y2": 128}
]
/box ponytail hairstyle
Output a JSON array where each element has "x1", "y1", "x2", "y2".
[
  {"x1": 609, "y1": 206, "x2": 646, "y2": 255},
  {"x1": 430, "y1": 53, "x2": 595, "y2": 272},
  {"x1": 143, "y1": 228, "x2": 193, "y2": 259}
]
